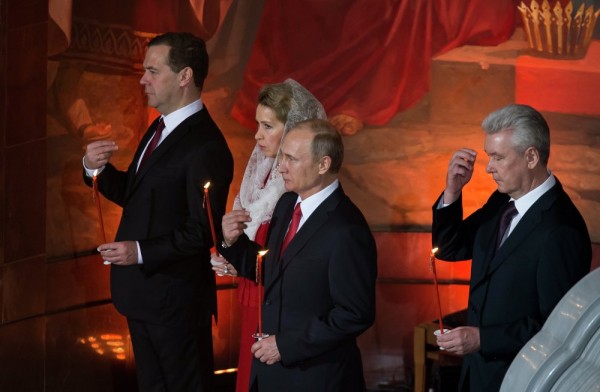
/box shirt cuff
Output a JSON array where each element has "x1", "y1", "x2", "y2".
[
  {"x1": 437, "y1": 198, "x2": 452, "y2": 209},
  {"x1": 83, "y1": 156, "x2": 105, "y2": 177},
  {"x1": 136, "y1": 242, "x2": 143, "y2": 264}
]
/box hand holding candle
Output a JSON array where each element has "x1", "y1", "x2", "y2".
[
  {"x1": 253, "y1": 249, "x2": 269, "y2": 340},
  {"x1": 429, "y1": 247, "x2": 445, "y2": 334},
  {"x1": 92, "y1": 170, "x2": 110, "y2": 265},
  {"x1": 203, "y1": 182, "x2": 219, "y2": 257}
]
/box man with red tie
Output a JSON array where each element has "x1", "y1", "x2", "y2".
[
  {"x1": 82, "y1": 32, "x2": 233, "y2": 391},
  {"x1": 220, "y1": 119, "x2": 377, "y2": 392}
]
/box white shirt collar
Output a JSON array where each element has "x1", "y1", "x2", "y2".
[
  {"x1": 295, "y1": 179, "x2": 340, "y2": 229},
  {"x1": 160, "y1": 98, "x2": 203, "y2": 139},
  {"x1": 137, "y1": 98, "x2": 203, "y2": 170},
  {"x1": 506, "y1": 172, "x2": 555, "y2": 236},
  {"x1": 513, "y1": 171, "x2": 556, "y2": 216}
]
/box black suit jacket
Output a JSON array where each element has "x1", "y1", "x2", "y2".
[
  {"x1": 221, "y1": 186, "x2": 377, "y2": 392},
  {"x1": 85, "y1": 108, "x2": 233, "y2": 328},
  {"x1": 432, "y1": 179, "x2": 591, "y2": 391}
]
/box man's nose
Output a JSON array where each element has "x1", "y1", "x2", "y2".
[{"x1": 277, "y1": 160, "x2": 286, "y2": 173}]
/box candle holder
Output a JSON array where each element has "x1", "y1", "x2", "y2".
[
  {"x1": 252, "y1": 249, "x2": 269, "y2": 340},
  {"x1": 252, "y1": 332, "x2": 270, "y2": 341}
]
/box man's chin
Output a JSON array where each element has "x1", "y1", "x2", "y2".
[
  {"x1": 283, "y1": 181, "x2": 294, "y2": 192},
  {"x1": 496, "y1": 185, "x2": 511, "y2": 196}
]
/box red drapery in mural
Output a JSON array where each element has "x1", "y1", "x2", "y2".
[{"x1": 232, "y1": 0, "x2": 517, "y2": 129}]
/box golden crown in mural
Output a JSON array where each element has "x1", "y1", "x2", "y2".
[{"x1": 517, "y1": 0, "x2": 600, "y2": 58}]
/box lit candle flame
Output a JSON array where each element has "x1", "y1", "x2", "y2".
[
  {"x1": 258, "y1": 250, "x2": 269, "y2": 257},
  {"x1": 203, "y1": 181, "x2": 218, "y2": 256}
]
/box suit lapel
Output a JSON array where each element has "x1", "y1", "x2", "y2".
[
  {"x1": 470, "y1": 216, "x2": 500, "y2": 288},
  {"x1": 265, "y1": 187, "x2": 343, "y2": 295},
  {"x1": 471, "y1": 182, "x2": 561, "y2": 289},
  {"x1": 122, "y1": 118, "x2": 158, "y2": 196},
  {"x1": 269, "y1": 195, "x2": 296, "y2": 269},
  {"x1": 124, "y1": 112, "x2": 200, "y2": 200}
]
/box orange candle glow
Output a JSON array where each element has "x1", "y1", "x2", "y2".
[
  {"x1": 429, "y1": 247, "x2": 445, "y2": 333},
  {"x1": 92, "y1": 170, "x2": 110, "y2": 265},
  {"x1": 254, "y1": 249, "x2": 269, "y2": 339},
  {"x1": 203, "y1": 182, "x2": 219, "y2": 257}
]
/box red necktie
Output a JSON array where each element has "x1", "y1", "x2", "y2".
[
  {"x1": 139, "y1": 118, "x2": 165, "y2": 169},
  {"x1": 497, "y1": 201, "x2": 517, "y2": 248},
  {"x1": 280, "y1": 202, "x2": 302, "y2": 254}
]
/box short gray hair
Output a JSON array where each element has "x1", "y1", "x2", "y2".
[{"x1": 482, "y1": 104, "x2": 550, "y2": 166}]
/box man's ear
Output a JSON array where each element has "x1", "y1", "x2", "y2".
[
  {"x1": 179, "y1": 67, "x2": 193, "y2": 86},
  {"x1": 525, "y1": 146, "x2": 539, "y2": 169},
  {"x1": 318, "y1": 156, "x2": 331, "y2": 174}
]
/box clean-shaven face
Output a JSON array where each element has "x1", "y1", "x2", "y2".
[
  {"x1": 278, "y1": 128, "x2": 323, "y2": 199},
  {"x1": 484, "y1": 129, "x2": 531, "y2": 199},
  {"x1": 255, "y1": 104, "x2": 285, "y2": 158},
  {"x1": 140, "y1": 44, "x2": 181, "y2": 115}
]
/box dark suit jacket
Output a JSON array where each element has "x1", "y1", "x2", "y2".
[
  {"x1": 432, "y1": 179, "x2": 591, "y2": 391},
  {"x1": 221, "y1": 186, "x2": 377, "y2": 392},
  {"x1": 84, "y1": 108, "x2": 233, "y2": 328}
]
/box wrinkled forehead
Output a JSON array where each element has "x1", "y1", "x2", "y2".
[{"x1": 484, "y1": 130, "x2": 515, "y2": 155}]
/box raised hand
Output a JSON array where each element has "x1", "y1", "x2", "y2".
[
  {"x1": 444, "y1": 148, "x2": 477, "y2": 204},
  {"x1": 221, "y1": 209, "x2": 252, "y2": 247},
  {"x1": 84, "y1": 140, "x2": 119, "y2": 169}
]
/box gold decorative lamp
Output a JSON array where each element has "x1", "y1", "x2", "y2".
[{"x1": 518, "y1": 0, "x2": 600, "y2": 58}]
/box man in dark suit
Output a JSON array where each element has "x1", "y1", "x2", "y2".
[
  {"x1": 219, "y1": 119, "x2": 377, "y2": 391},
  {"x1": 82, "y1": 32, "x2": 233, "y2": 391},
  {"x1": 432, "y1": 104, "x2": 591, "y2": 392}
]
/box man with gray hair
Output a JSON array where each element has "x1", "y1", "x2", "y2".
[{"x1": 432, "y1": 104, "x2": 591, "y2": 391}]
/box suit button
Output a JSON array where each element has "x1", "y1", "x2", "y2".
[
  {"x1": 265, "y1": 300, "x2": 271, "y2": 306},
  {"x1": 470, "y1": 305, "x2": 478, "y2": 314}
]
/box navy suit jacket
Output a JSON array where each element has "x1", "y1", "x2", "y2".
[
  {"x1": 84, "y1": 107, "x2": 233, "y2": 328},
  {"x1": 221, "y1": 185, "x2": 377, "y2": 392},
  {"x1": 432, "y1": 179, "x2": 591, "y2": 391}
]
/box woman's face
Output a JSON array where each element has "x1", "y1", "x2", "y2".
[{"x1": 255, "y1": 104, "x2": 286, "y2": 158}]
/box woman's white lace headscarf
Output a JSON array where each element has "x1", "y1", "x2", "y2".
[{"x1": 233, "y1": 79, "x2": 327, "y2": 240}]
